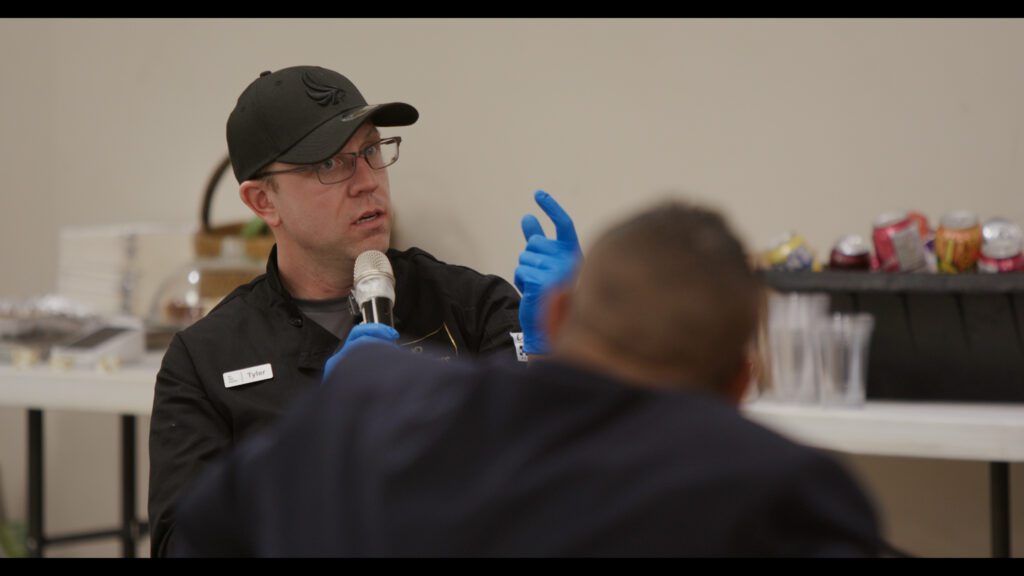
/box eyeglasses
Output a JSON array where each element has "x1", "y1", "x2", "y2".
[{"x1": 254, "y1": 137, "x2": 402, "y2": 185}]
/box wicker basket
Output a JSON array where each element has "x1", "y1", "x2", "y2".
[{"x1": 192, "y1": 156, "x2": 274, "y2": 297}]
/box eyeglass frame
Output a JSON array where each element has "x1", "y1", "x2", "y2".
[{"x1": 251, "y1": 136, "x2": 402, "y2": 185}]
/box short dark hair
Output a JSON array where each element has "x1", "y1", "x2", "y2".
[
  {"x1": 261, "y1": 174, "x2": 279, "y2": 193},
  {"x1": 568, "y1": 200, "x2": 763, "y2": 391}
]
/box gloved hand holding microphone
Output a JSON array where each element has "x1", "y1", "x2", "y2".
[{"x1": 323, "y1": 250, "x2": 400, "y2": 382}]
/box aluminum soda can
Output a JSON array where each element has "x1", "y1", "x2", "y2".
[
  {"x1": 907, "y1": 211, "x2": 930, "y2": 239},
  {"x1": 872, "y1": 211, "x2": 926, "y2": 272},
  {"x1": 978, "y1": 238, "x2": 1024, "y2": 273},
  {"x1": 978, "y1": 219, "x2": 1024, "y2": 273},
  {"x1": 935, "y1": 211, "x2": 982, "y2": 273},
  {"x1": 829, "y1": 234, "x2": 872, "y2": 271},
  {"x1": 765, "y1": 232, "x2": 814, "y2": 271},
  {"x1": 982, "y1": 217, "x2": 1023, "y2": 245}
]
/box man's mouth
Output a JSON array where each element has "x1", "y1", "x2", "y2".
[{"x1": 354, "y1": 210, "x2": 384, "y2": 225}]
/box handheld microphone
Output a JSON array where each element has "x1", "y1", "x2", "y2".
[{"x1": 353, "y1": 250, "x2": 395, "y2": 327}]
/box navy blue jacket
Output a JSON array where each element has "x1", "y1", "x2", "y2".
[{"x1": 173, "y1": 344, "x2": 880, "y2": 557}]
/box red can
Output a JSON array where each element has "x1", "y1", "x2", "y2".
[
  {"x1": 873, "y1": 212, "x2": 926, "y2": 272},
  {"x1": 935, "y1": 211, "x2": 982, "y2": 274},
  {"x1": 978, "y1": 238, "x2": 1024, "y2": 273},
  {"x1": 907, "y1": 211, "x2": 930, "y2": 240},
  {"x1": 829, "y1": 234, "x2": 872, "y2": 270}
]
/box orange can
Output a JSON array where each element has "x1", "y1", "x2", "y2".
[{"x1": 935, "y1": 211, "x2": 982, "y2": 273}]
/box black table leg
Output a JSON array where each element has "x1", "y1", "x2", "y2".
[
  {"x1": 26, "y1": 409, "x2": 43, "y2": 558},
  {"x1": 22, "y1": 410, "x2": 146, "y2": 558},
  {"x1": 120, "y1": 415, "x2": 137, "y2": 558},
  {"x1": 991, "y1": 462, "x2": 1010, "y2": 558}
]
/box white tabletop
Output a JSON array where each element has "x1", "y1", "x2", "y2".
[
  {"x1": 4, "y1": 358, "x2": 1024, "y2": 462},
  {"x1": 0, "y1": 353, "x2": 161, "y2": 416},
  {"x1": 744, "y1": 400, "x2": 1024, "y2": 463}
]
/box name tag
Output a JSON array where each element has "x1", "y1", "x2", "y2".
[
  {"x1": 510, "y1": 332, "x2": 528, "y2": 363},
  {"x1": 223, "y1": 363, "x2": 274, "y2": 388}
]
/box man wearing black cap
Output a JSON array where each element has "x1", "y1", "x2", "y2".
[{"x1": 148, "y1": 66, "x2": 525, "y2": 557}]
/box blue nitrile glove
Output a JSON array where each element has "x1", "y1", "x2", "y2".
[
  {"x1": 514, "y1": 190, "x2": 582, "y2": 356},
  {"x1": 322, "y1": 322, "x2": 399, "y2": 383}
]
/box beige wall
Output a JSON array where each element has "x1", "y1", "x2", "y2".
[{"x1": 1, "y1": 19, "x2": 1023, "y2": 557}]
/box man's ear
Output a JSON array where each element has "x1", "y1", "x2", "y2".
[
  {"x1": 544, "y1": 285, "x2": 573, "y2": 348},
  {"x1": 722, "y1": 355, "x2": 754, "y2": 406},
  {"x1": 239, "y1": 180, "x2": 281, "y2": 228}
]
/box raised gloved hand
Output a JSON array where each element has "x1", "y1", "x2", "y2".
[
  {"x1": 514, "y1": 190, "x2": 582, "y2": 356},
  {"x1": 322, "y1": 322, "x2": 399, "y2": 383}
]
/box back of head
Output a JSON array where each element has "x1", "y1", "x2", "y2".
[{"x1": 558, "y1": 200, "x2": 763, "y2": 394}]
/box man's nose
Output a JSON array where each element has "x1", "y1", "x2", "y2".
[{"x1": 346, "y1": 155, "x2": 379, "y2": 197}]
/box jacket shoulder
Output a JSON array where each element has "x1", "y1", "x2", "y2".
[{"x1": 391, "y1": 247, "x2": 507, "y2": 283}]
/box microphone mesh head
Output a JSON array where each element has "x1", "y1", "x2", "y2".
[{"x1": 354, "y1": 250, "x2": 395, "y2": 284}]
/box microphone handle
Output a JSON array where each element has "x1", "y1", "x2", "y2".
[{"x1": 360, "y1": 297, "x2": 394, "y2": 327}]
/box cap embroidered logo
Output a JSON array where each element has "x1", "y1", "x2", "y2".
[{"x1": 302, "y1": 71, "x2": 347, "y2": 107}]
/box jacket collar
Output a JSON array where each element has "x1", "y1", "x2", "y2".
[{"x1": 262, "y1": 244, "x2": 340, "y2": 371}]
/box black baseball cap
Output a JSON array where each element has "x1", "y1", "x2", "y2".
[{"x1": 226, "y1": 66, "x2": 419, "y2": 183}]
